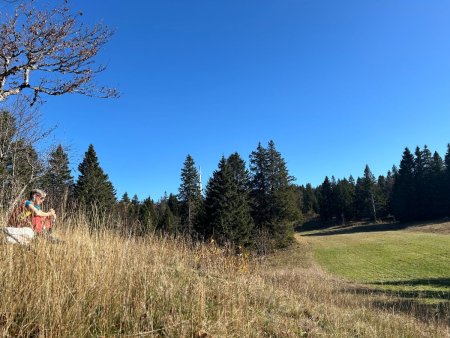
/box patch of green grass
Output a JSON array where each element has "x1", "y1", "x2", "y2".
[{"x1": 305, "y1": 231, "x2": 450, "y2": 302}]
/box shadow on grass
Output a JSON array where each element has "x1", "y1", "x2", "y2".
[
  {"x1": 372, "y1": 277, "x2": 450, "y2": 289},
  {"x1": 345, "y1": 278, "x2": 450, "y2": 325},
  {"x1": 298, "y1": 218, "x2": 450, "y2": 237}
]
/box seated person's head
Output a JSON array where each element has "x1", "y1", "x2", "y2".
[{"x1": 30, "y1": 189, "x2": 47, "y2": 205}]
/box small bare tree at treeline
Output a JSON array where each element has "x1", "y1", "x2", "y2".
[{"x1": 0, "y1": 0, "x2": 117, "y2": 215}]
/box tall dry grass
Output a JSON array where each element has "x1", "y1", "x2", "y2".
[{"x1": 0, "y1": 214, "x2": 448, "y2": 337}]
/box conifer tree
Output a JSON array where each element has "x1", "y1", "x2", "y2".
[
  {"x1": 249, "y1": 143, "x2": 269, "y2": 227},
  {"x1": 376, "y1": 175, "x2": 390, "y2": 219},
  {"x1": 117, "y1": 192, "x2": 133, "y2": 231},
  {"x1": 429, "y1": 151, "x2": 445, "y2": 218},
  {"x1": 42, "y1": 144, "x2": 73, "y2": 212},
  {"x1": 334, "y1": 178, "x2": 355, "y2": 223},
  {"x1": 302, "y1": 183, "x2": 318, "y2": 215},
  {"x1": 392, "y1": 148, "x2": 416, "y2": 221},
  {"x1": 444, "y1": 144, "x2": 450, "y2": 216},
  {"x1": 121, "y1": 192, "x2": 130, "y2": 204},
  {"x1": 74, "y1": 144, "x2": 116, "y2": 218},
  {"x1": 414, "y1": 146, "x2": 433, "y2": 220},
  {"x1": 318, "y1": 176, "x2": 333, "y2": 221},
  {"x1": 178, "y1": 155, "x2": 202, "y2": 235},
  {"x1": 204, "y1": 156, "x2": 254, "y2": 246},
  {"x1": 354, "y1": 165, "x2": 377, "y2": 221},
  {"x1": 166, "y1": 193, "x2": 181, "y2": 232},
  {"x1": 159, "y1": 203, "x2": 176, "y2": 234},
  {"x1": 138, "y1": 197, "x2": 158, "y2": 235},
  {"x1": 383, "y1": 169, "x2": 396, "y2": 217},
  {"x1": 249, "y1": 141, "x2": 298, "y2": 248}
]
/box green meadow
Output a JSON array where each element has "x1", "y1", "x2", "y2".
[{"x1": 301, "y1": 223, "x2": 450, "y2": 304}]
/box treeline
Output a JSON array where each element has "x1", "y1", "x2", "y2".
[
  {"x1": 3, "y1": 109, "x2": 450, "y2": 250},
  {"x1": 0, "y1": 110, "x2": 299, "y2": 250},
  {"x1": 116, "y1": 141, "x2": 300, "y2": 251},
  {"x1": 310, "y1": 145, "x2": 450, "y2": 223}
]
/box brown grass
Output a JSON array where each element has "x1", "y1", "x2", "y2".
[{"x1": 0, "y1": 215, "x2": 449, "y2": 337}]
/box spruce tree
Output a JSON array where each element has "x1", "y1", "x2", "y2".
[
  {"x1": 74, "y1": 144, "x2": 116, "y2": 218},
  {"x1": 117, "y1": 192, "x2": 132, "y2": 230},
  {"x1": 392, "y1": 148, "x2": 416, "y2": 221},
  {"x1": 42, "y1": 144, "x2": 73, "y2": 212},
  {"x1": 444, "y1": 144, "x2": 450, "y2": 216},
  {"x1": 249, "y1": 141, "x2": 298, "y2": 248},
  {"x1": 121, "y1": 192, "x2": 130, "y2": 204},
  {"x1": 376, "y1": 175, "x2": 387, "y2": 219},
  {"x1": 414, "y1": 146, "x2": 433, "y2": 220},
  {"x1": 138, "y1": 197, "x2": 158, "y2": 235},
  {"x1": 178, "y1": 154, "x2": 202, "y2": 235},
  {"x1": 429, "y1": 151, "x2": 445, "y2": 218},
  {"x1": 249, "y1": 143, "x2": 269, "y2": 227},
  {"x1": 334, "y1": 178, "x2": 355, "y2": 224},
  {"x1": 354, "y1": 165, "x2": 377, "y2": 221},
  {"x1": 204, "y1": 156, "x2": 254, "y2": 246},
  {"x1": 318, "y1": 176, "x2": 333, "y2": 221},
  {"x1": 302, "y1": 183, "x2": 318, "y2": 215}
]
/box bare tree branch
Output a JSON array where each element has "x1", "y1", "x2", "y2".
[{"x1": 0, "y1": 0, "x2": 118, "y2": 105}]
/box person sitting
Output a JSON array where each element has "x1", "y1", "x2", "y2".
[{"x1": 25, "y1": 188, "x2": 56, "y2": 234}]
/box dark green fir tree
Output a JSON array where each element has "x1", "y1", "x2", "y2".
[
  {"x1": 138, "y1": 197, "x2": 158, "y2": 235},
  {"x1": 249, "y1": 140, "x2": 299, "y2": 248},
  {"x1": 178, "y1": 154, "x2": 202, "y2": 235},
  {"x1": 74, "y1": 144, "x2": 116, "y2": 219},
  {"x1": 444, "y1": 144, "x2": 450, "y2": 216},
  {"x1": 204, "y1": 156, "x2": 254, "y2": 247},
  {"x1": 392, "y1": 148, "x2": 416, "y2": 221},
  {"x1": 42, "y1": 144, "x2": 73, "y2": 212},
  {"x1": 318, "y1": 176, "x2": 333, "y2": 221}
]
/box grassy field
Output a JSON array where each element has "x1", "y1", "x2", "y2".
[
  {"x1": 0, "y1": 214, "x2": 449, "y2": 337},
  {"x1": 299, "y1": 221, "x2": 450, "y2": 324}
]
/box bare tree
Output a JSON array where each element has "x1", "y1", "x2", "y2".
[
  {"x1": 0, "y1": 96, "x2": 54, "y2": 214},
  {"x1": 0, "y1": 0, "x2": 118, "y2": 105}
]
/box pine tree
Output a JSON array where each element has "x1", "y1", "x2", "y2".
[
  {"x1": 444, "y1": 144, "x2": 450, "y2": 216},
  {"x1": 383, "y1": 169, "x2": 396, "y2": 217},
  {"x1": 74, "y1": 144, "x2": 116, "y2": 219},
  {"x1": 429, "y1": 151, "x2": 445, "y2": 218},
  {"x1": 121, "y1": 192, "x2": 130, "y2": 204},
  {"x1": 334, "y1": 178, "x2": 355, "y2": 224},
  {"x1": 392, "y1": 148, "x2": 416, "y2": 221},
  {"x1": 117, "y1": 192, "x2": 132, "y2": 231},
  {"x1": 249, "y1": 141, "x2": 298, "y2": 248},
  {"x1": 414, "y1": 146, "x2": 433, "y2": 220},
  {"x1": 302, "y1": 183, "x2": 318, "y2": 215},
  {"x1": 318, "y1": 176, "x2": 333, "y2": 221},
  {"x1": 138, "y1": 197, "x2": 158, "y2": 235},
  {"x1": 203, "y1": 156, "x2": 254, "y2": 246},
  {"x1": 376, "y1": 175, "x2": 389, "y2": 219},
  {"x1": 178, "y1": 155, "x2": 202, "y2": 235},
  {"x1": 354, "y1": 165, "x2": 377, "y2": 221},
  {"x1": 42, "y1": 144, "x2": 73, "y2": 213},
  {"x1": 249, "y1": 143, "x2": 269, "y2": 227}
]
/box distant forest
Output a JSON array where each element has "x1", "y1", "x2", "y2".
[
  {"x1": 312, "y1": 145, "x2": 450, "y2": 224},
  {"x1": 2, "y1": 111, "x2": 449, "y2": 251}
]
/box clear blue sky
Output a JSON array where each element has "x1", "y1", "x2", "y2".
[{"x1": 28, "y1": 1, "x2": 450, "y2": 200}]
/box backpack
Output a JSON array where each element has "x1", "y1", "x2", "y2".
[{"x1": 8, "y1": 200, "x2": 33, "y2": 228}]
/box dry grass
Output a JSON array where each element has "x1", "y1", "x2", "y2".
[{"x1": 0, "y1": 215, "x2": 449, "y2": 337}]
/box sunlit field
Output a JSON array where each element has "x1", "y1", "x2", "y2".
[
  {"x1": 0, "y1": 215, "x2": 448, "y2": 337},
  {"x1": 300, "y1": 221, "x2": 450, "y2": 327}
]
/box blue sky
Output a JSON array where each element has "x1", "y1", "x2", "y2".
[{"x1": 18, "y1": 1, "x2": 450, "y2": 200}]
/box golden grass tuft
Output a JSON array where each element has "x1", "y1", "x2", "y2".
[{"x1": 0, "y1": 215, "x2": 448, "y2": 337}]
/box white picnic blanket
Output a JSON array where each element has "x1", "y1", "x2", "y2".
[{"x1": 3, "y1": 227, "x2": 35, "y2": 244}]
